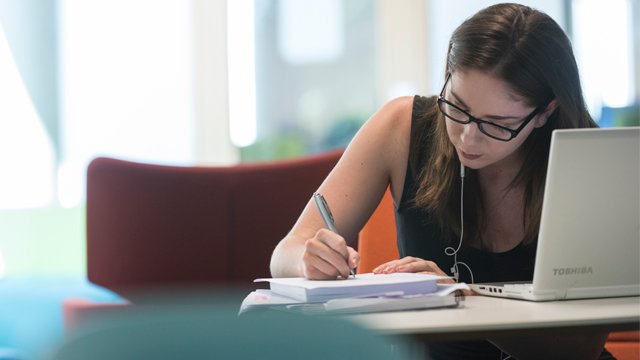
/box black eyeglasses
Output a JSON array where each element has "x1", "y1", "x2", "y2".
[{"x1": 437, "y1": 74, "x2": 547, "y2": 142}]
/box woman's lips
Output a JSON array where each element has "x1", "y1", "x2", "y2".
[{"x1": 461, "y1": 150, "x2": 481, "y2": 160}]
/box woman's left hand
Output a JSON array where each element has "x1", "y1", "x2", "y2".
[
  {"x1": 372, "y1": 256, "x2": 474, "y2": 295},
  {"x1": 372, "y1": 256, "x2": 451, "y2": 279}
]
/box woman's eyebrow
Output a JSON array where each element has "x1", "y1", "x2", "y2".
[
  {"x1": 450, "y1": 89, "x2": 521, "y2": 121},
  {"x1": 450, "y1": 90, "x2": 470, "y2": 109}
]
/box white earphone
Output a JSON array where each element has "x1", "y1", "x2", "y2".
[{"x1": 444, "y1": 162, "x2": 474, "y2": 283}]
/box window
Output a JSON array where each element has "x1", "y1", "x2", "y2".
[
  {"x1": 0, "y1": 21, "x2": 55, "y2": 209},
  {"x1": 58, "y1": 0, "x2": 196, "y2": 207},
  {"x1": 0, "y1": 0, "x2": 198, "y2": 277},
  {"x1": 571, "y1": 0, "x2": 638, "y2": 126},
  {"x1": 233, "y1": 0, "x2": 377, "y2": 161}
]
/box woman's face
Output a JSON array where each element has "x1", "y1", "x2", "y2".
[{"x1": 444, "y1": 70, "x2": 546, "y2": 171}]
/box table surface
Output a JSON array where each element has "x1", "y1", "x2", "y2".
[{"x1": 348, "y1": 295, "x2": 640, "y2": 340}]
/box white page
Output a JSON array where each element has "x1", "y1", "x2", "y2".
[
  {"x1": 255, "y1": 273, "x2": 450, "y2": 302},
  {"x1": 255, "y1": 272, "x2": 447, "y2": 289}
]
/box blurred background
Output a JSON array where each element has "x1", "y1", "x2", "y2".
[
  {"x1": 0, "y1": 0, "x2": 638, "y2": 281},
  {"x1": 0, "y1": 1, "x2": 637, "y2": 358}
]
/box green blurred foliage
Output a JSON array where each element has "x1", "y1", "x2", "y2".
[{"x1": 0, "y1": 206, "x2": 86, "y2": 277}]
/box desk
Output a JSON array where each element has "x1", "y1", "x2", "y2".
[{"x1": 349, "y1": 295, "x2": 640, "y2": 341}]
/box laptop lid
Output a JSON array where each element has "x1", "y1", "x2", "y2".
[{"x1": 531, "y1": 127, "x2": 640, "y2": 300}]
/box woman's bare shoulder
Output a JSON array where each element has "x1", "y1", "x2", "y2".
[
  {"x1": 375, "y1": 96, "x2": 415, "y2": 124},
  {"x1": 359, "y1": 96, "x2": 416, "y2": 203},
  {"x1": 365, "y1": 96, "x2": 414, "y2": 148}
]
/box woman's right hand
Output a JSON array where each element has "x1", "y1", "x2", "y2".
[
  {"x1": 269, "y1": 96, "x2": 414, "y2": 279},
  {"x1": 301, "y1": 228, "x2": 360, "y2": 280}
]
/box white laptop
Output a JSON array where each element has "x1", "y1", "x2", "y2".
[{"x1": 470, "y1": 127, "x2": 640, "y2": 301}]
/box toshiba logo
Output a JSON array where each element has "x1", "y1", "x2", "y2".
[{"x1": 553, "y1": 267, "x2": 593, "y2": 276}]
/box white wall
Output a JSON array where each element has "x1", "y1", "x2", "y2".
[
  {"x1": 375, "y1": 0, "x2": 430, "y2": 103},
  {"x1": 192, "y1": 0, "x2": 238, "y2": 165}
]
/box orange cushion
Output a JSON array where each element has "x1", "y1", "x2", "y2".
[
  {"x1": 608, "y1": 331, "x2": 640, "y2": 342},
  {"x1": 605, "y1": 341, "x2": 640, "y2": 360},
  {"x1": 606, "y1": 331, "x2": 640, "y2": 360},
  {"x1": 357, "y1": 187, "x2": 399, "y2": 273}
]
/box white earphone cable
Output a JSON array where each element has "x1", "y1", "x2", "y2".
[{"x1": 445, "y1": 163, "x2": 474, "y2": 284}]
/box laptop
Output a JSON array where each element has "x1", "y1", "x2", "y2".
[{"x1": 470, "y1": 127, "x2": 640, "y2": 301}]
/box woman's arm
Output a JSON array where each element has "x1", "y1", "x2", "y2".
[{"x1": 269, "y1": 96, "x2": 414, "y2": 279}]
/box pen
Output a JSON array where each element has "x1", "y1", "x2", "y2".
[{"x1": 312, "y1": 192, "x2": 356, "y2": 278}]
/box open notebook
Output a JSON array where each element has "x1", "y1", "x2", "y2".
[
  {"x1": 470, "y1": 127, "x2": 640, "y2": 301},
  {"x1": 242, "y1": 273, "x2": 468, "y2": 314}
]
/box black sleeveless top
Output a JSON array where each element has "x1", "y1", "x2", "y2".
[
  {"x1": 392, "y1": 96, "x2": 615, "y2": 360},
  {"x1": 395, "y1": 95, "x2": 535, "y2": 284}
]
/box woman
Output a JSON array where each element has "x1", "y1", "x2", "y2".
[{"x1": 270, "y1": 3, "x2": 613, "y2": 359}]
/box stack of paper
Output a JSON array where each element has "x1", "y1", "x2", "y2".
[
  {"x1": 239, "y1": 283, "x2": 468, "y2": 315},
  {"x1": 241, "y1": 273, "x2": 470, "y2": 315},
  {"x1": 254, "y1": 273, "x2": 442, "y2": 303}
]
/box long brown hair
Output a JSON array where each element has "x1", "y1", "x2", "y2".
[{"x1": 412, "y1": 3, "x2": 597, "y2": 247}]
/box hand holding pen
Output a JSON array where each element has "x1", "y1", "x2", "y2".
[{"x1": 312, "y1": 192, "x2": 357, "y2": 279}]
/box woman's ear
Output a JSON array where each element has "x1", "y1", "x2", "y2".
[{"x1": 534, "y1": 99, "x2": 558, "y2": 128}]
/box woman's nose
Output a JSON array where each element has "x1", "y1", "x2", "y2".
[{"x1": 460, "y1": 122, "x2": 482, "y2": 144}]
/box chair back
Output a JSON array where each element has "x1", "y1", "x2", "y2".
[
  {"x1": 86, "y1": 150, "x2": 342, "y2": 299},
  {"x1": 357, "y1": 187, "x2": 399, "y2": 273}
]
